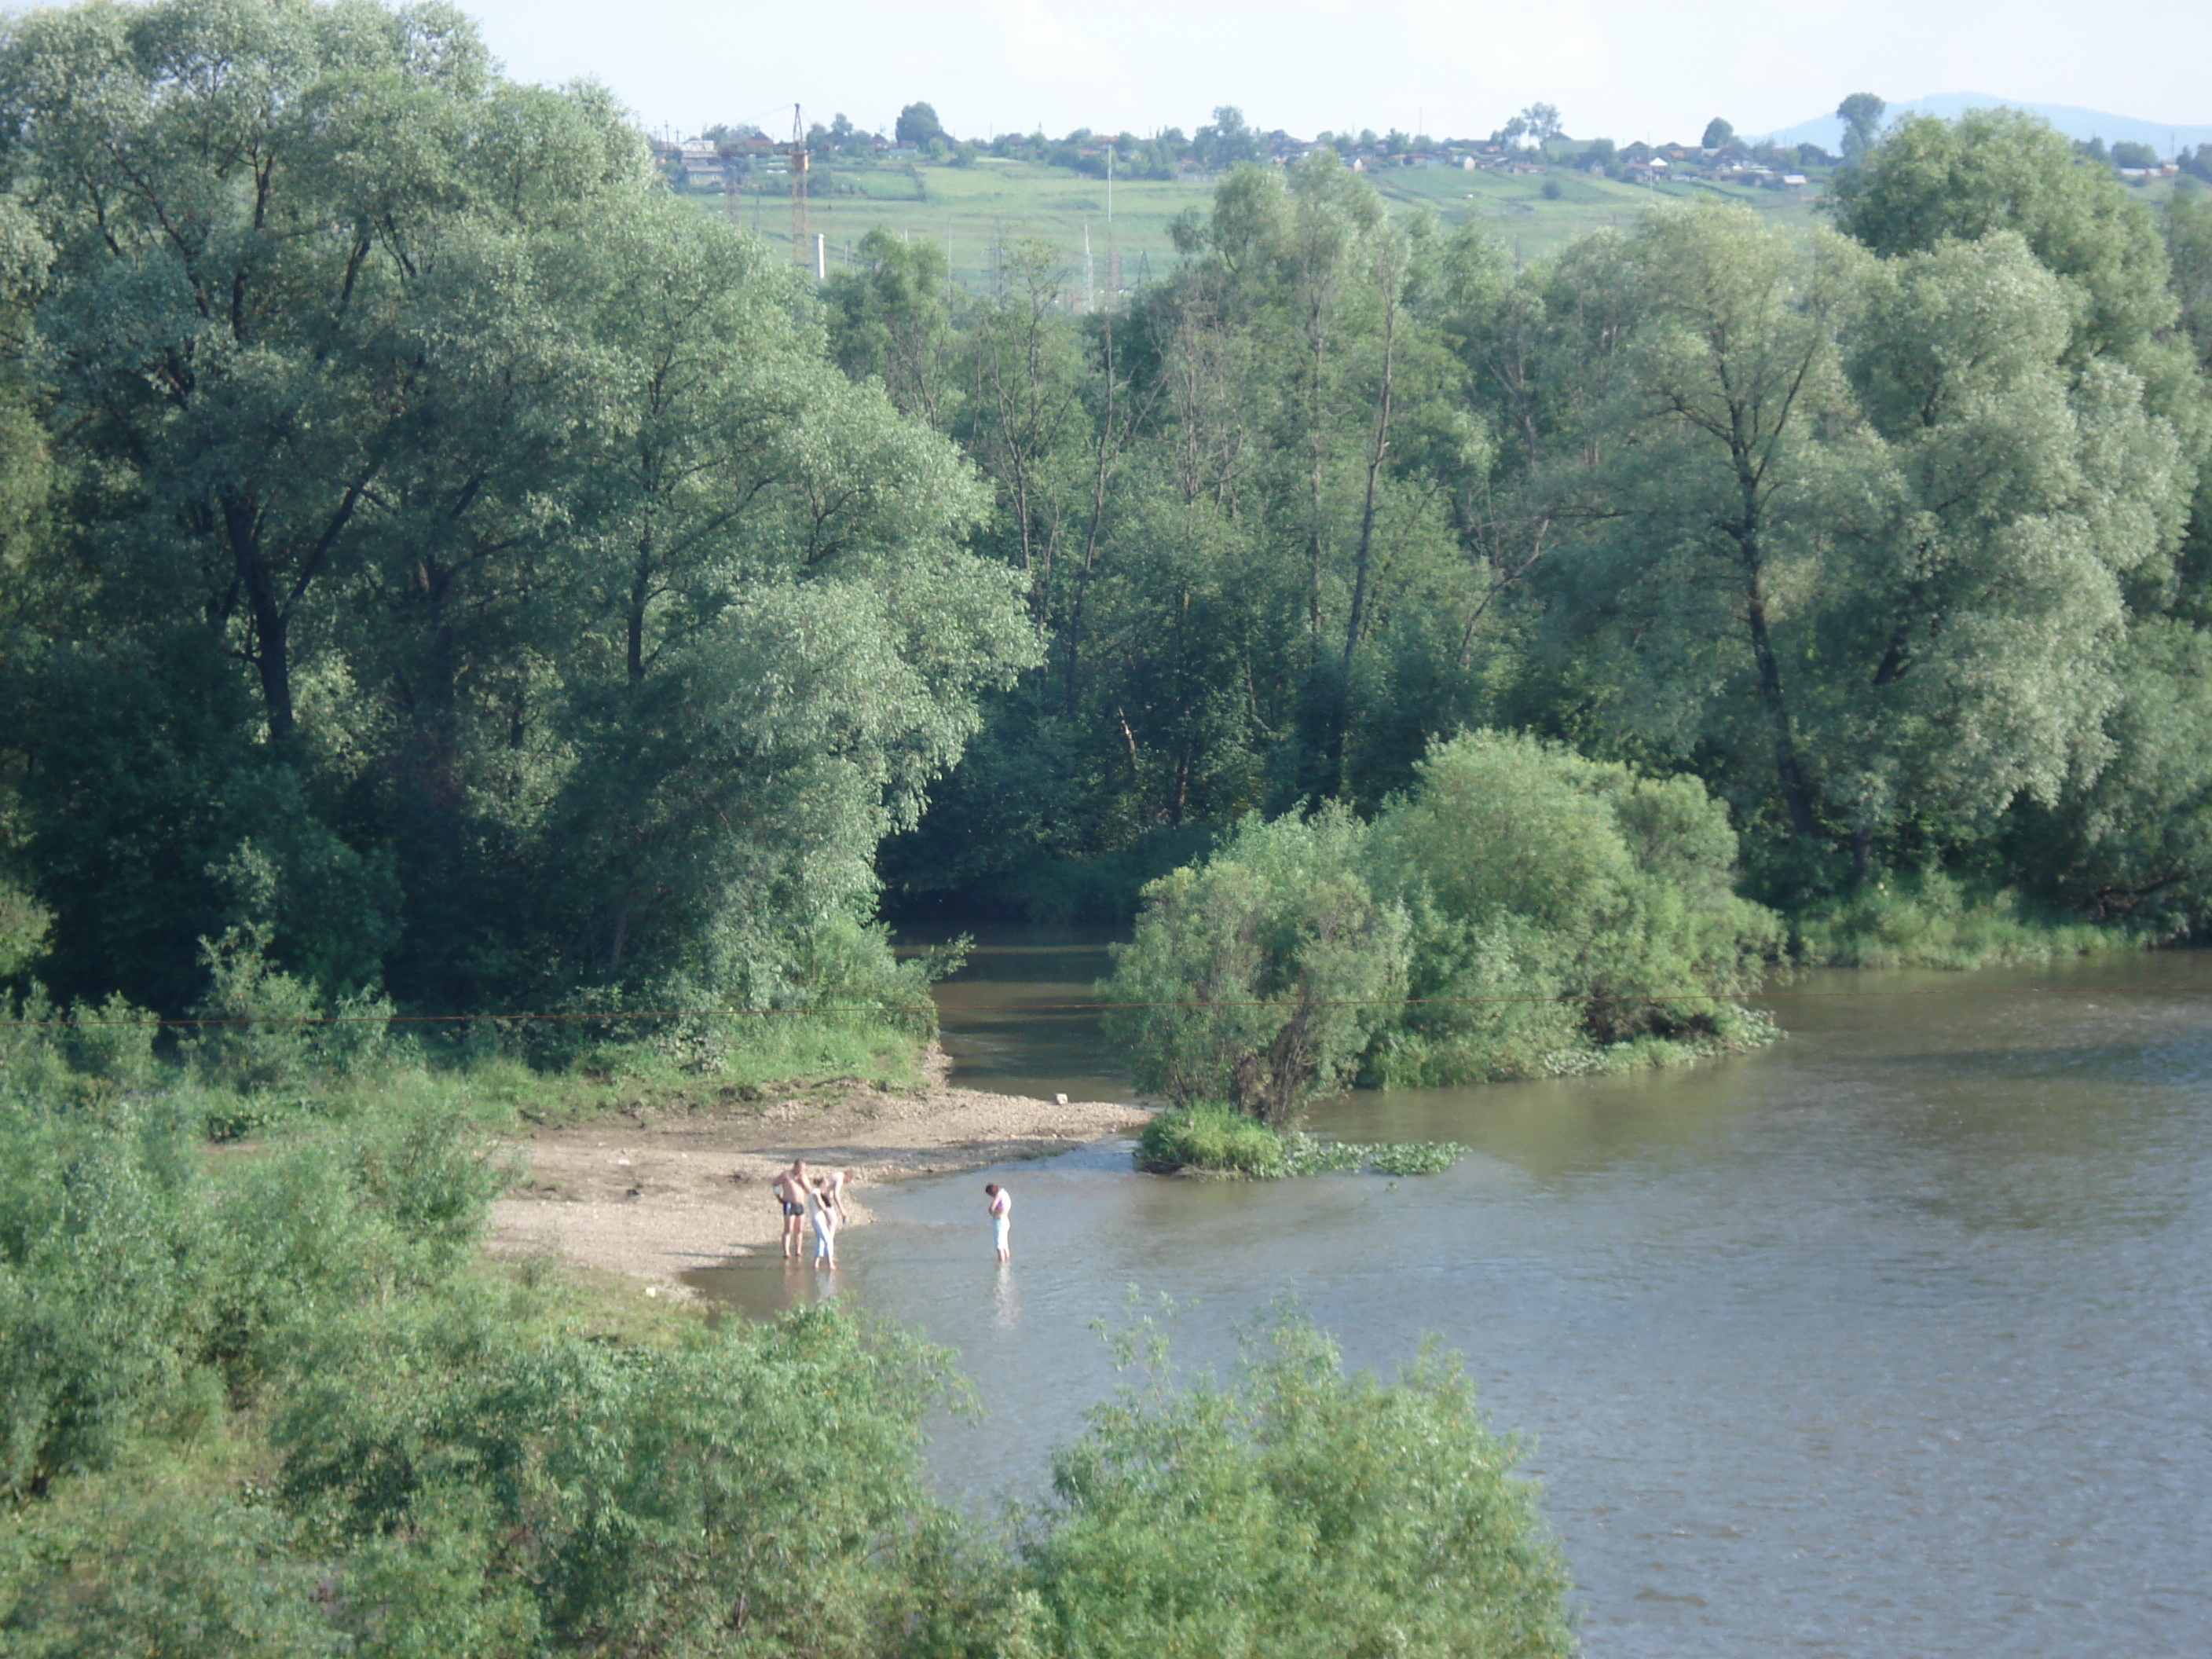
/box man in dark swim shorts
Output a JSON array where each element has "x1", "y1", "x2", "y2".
[{"x1": 772, "y1": 1159, "x2": 810, "y2": 1258}]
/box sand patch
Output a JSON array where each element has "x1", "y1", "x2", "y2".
[{"x1": 487, "y1": 1073, "x2": 1147, "y2": 1287}]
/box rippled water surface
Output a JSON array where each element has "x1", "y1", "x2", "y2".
[{"x1": 693, "y1": 935, "x2": 2212, "y2": 1657}]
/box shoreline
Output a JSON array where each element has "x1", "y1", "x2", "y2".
[{"x1": 485, "y1": 1057, "x2": 1149, "y2": 1288}]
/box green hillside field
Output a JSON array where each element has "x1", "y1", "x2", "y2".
[{"x1": 689, "y1": 155, "x2": 1833, "y2": 292}]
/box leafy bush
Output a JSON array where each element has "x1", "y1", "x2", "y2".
[
  {"x1": 0, "y1": 1097, "x2": 217, "y2": 1497},
  {"x1": 1025, "y1": 1309, "x2": 1574, "y2": 1659},
  {"x1": 0, "y1": 1084, "x2": 502, "y2": 1498},
  {"x1": 1137, "y1": 1108, "x2": 1466, "y2": 1180},
  {"x1": 189, "y1": 910, "x2": 396, "y2": 1097},
  {"x1": 1370, "y1": 732, "x2": 1782, "y2": 1086},
  {"x1": 1101, "y1": 808, "x2": 1409, "y2": 1122},
  {"x1": 0, "y1": 1490, "x2": 345, "y2": 1658},
  {"x1": 270, "y1": 1300, "x2": 989, "y2": 1658},
  {"x1": 0, "y1": 879, "x2": 50, "y2": 983},
  {"x1": 60, "y1": 992, "x2": 160, "y2": 1087},
  {"x1": 1136, "y1": 1104, "x2": 1289, "y2": 1175},
  {"x1": 1107, "y1": 732, "x2": 1782, "y2": 1112},
  {"x1": 1792, "y1": 868, "x2": 2121, "y2": 969}
]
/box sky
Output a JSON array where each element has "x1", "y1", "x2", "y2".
[{"x1": 459, "y1": 0, "x2": 2212, "y2": 146}]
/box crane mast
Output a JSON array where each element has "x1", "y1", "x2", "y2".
[{"x1": 787, "y1": 104, "x2": 811, "y2": 275}]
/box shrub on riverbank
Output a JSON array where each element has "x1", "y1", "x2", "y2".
[
  {"x1": 1137, "y1": 1104, "x2": 1291, "y2": 1174},
  {"x1": 1104, "y1": 731, "x2": 1783, "y2": 1117},
  {"x1": 1027, "y1": 1309, "x2": 1574, "y2": 1659},
  {"x1": 1136, "y1": 1105, "x2": 1466, "y2": 1178},
  {"x1": 1101, "y1": 808, "x2": 1410, "y2": 1124},
  {"x1": 2, "y1": 943, "x2": 939, "y2": 1140},
  {"x1": 0, "y1": 1078, "x2": 1555, "y2": 1658},
  {"x1": 1790, "y1": 870, "x2": 2133, "y2": 969}
]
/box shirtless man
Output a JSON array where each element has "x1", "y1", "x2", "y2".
[
  {"x1": 985, "y1": 1181, "x2": 1012, "y2": 1265},
  {"x1": 771, "y1": 1159, "x2": 810, "y2": 1259}
]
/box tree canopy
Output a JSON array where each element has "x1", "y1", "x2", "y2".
[{"x1": 0, "y1": 0, "x2": 1032, "y2": 1019}]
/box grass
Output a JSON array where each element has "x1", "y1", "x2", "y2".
[
  {"x1": 1789, "y1": 871, "x2": 2140, "y2": 970},
  {"x1": 1361, "y1": 159, "x2": 1826, "y2": 262},
  {"x1": 2, "y1": 997, "x2": 934, "y2": 1141},
  {"x1": 688, "y1": 155, "x2": 1834, "y2": 292},
  {"x1": 1136, "y1": 1104, "x2": 1464, "y2": 1179},
  {"x1": 703, "y1": 157, "x2": 1216, "y2": 295}
]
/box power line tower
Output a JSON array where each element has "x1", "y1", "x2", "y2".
[{"x1": 787, "y1": 104, "x2": 810, "y2": 273}]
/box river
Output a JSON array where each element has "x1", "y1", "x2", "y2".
[{"x1": 690, "y1": 928, "x2": 2212, "y2": 1657}]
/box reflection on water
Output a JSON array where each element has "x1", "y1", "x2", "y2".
[{"x1": 696, "y1": 939, "x2": 2212, "y2": 1658}]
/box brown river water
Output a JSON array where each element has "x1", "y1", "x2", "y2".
[{"x1": 690, "y1": 928, "x2": 2212, "y2": 1657}]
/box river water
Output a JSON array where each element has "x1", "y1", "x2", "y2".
[{"x1": 691, "y1": 929, "x2": 2212, "y2": 1657}]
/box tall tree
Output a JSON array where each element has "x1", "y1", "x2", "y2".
[
  {"x1": 0, "y1": 0, "x2": 1036, "y2": 1011},
  {"x1": 1533, "y1": 207, "x2": 2188, "y2": 888},
  {"x1": 1837, "y1": 92, "x2": 1885, "y2": 166}
]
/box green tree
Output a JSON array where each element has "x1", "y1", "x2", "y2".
[
  {"x1": 895, "y1": 101, "x2": 944, "y2": 147},
  {"x1": 1101, "y1": 808, "x2": 1408, "y2": 1122},
  {"x1": 1837, "y1": 91, "x2": 1885, "y2": 165},
  {"x1": 0, "y1": 0, "x2": 551, "y2": 745},
  {"x1": 2007, "y1": 615, "x2": 2212, "y2": 936},
  {"x1": 1701, "y1": 116, "x2": 1735, "y2": 150},
  {"x1": 0, "y1": 0, "x2": 1036, "y2": 1015},
  {"x1": 826, "y1": 225, "x2": 961, "y2": 426},
  {"x1": 1529, "y1": 207, "x2": 2186, "y2": 888},
  {"x1": 1027, "y1": 1309, "x2": 1575, "y2": 1659},
  {"x1": 1830, "y1": 109, "x2": 2183, "y2": 375},
  {"x1": 1194, "y1": 104, "x2": 1260, "y2": 170},
  {"x1": 1371, "y1": 732, "x2": 1779, "y2": 1082},
  {"x1": 1829, "y1": 104, "x2": 2209, "y2": 720},
  {"x1": 1519, "y1": 102, "x2": 1564, "y2": 148}
]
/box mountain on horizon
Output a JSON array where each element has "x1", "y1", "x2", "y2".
[{"x1": 1765, "y1": 93, "x2": 2212, "y2": 156}]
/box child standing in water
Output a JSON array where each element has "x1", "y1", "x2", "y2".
[
  {"x1": 985, "y1": 1181, "x2": 1012, "y2": 1264},
  {"x1": 809, "y1": 1177, "x2": 840, "y2": 1269}
]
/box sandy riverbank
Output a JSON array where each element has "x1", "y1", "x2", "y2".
[{"x1": 486, "y1": 1060, "x2": 1148, "y2": 1287}]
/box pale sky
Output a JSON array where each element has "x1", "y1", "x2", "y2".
[{"x1": 461, "y1": 0, "x2": 2211, "y2": 145}]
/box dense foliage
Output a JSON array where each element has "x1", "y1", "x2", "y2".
[
  {"x1": 1104, "y1": 733, "x2": 1780, "y2": 1115},
  {"x1": 3, "y1": 8, "x2": 2204, "y2": 1025},
  {"x1": 0, "y1": 0, "x2": 1031, "y2": 1029},
  {"x1": 0, "y1": 1026, "x2": 1570, "y2": 1657},
  {"x1": 857, "y1": 119, "x2": 2212, "y2": 966},
  {"x1": 1027, "y1": 1309, "x2": 1573, "y2": 1658}
]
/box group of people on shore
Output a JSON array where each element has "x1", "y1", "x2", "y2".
[{"x1": 768, "y1": 1159, "x2": 1012, "y2": 1268}]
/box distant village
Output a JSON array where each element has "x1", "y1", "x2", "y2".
[{"x1": 648, "y1": 102, "x2": 2204, "y2": 198}]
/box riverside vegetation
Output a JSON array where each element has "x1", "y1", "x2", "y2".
[
  {"x1": 3, "y1": 0, "x2": 2212, "y2": 1645},
  {"x1": 0, "y1": 4, "x2": 1577, "y2": 1650},
  {"x1": 1114, "y1": 732, "x2": 1775, "y2": 1168},
  {"x1": 0, "y1": 1015, "x2": 1572, "y2": 1657}
]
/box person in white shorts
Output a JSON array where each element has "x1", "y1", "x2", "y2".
[
  {"x1": 985, "y1": 1181, "x2": 1012, "y2": 1264},
  {"x1": 808, "y1": 1177, "x2": 840, "y2": 1269}
]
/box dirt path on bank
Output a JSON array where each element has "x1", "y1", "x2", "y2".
[{"x1": 486, "y1": 1061, "x2": 1148, "y2": 1287}]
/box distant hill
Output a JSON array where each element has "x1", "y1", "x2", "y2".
[{"x1": 1767, "y1": 93, "x2": 2212, "y2": 156}]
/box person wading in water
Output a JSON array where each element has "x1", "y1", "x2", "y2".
[
  {"x1": 809, "y1": 1176, "x2": 841, "y2": 1269},
  {"x1": 772, "y1": 1159, "x2": 810, "y2": 1259}
]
